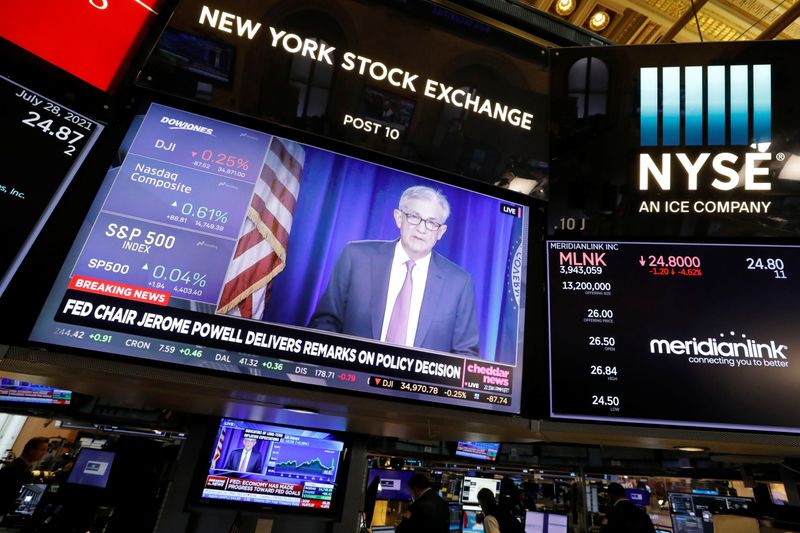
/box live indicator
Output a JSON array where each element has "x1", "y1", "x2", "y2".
[{"x1": 500, "y1": 204, "x2": 522, "y2": 217}]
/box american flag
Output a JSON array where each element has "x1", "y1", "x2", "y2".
[
  {"x1": 212, "y1": 426, "x2": 226, "y2": 469},
  {"x1": 217, "y1": 138, "x2": 305, "y2": 318}
]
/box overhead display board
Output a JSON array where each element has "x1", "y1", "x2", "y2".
[
  {"x1": 30, "y1": 101, "x2": 534, "y2": 414},
  {"x1": 1, "y1": 0, "x2": 165, "y2": 91},
  {"x1": 548, "y1": 40, "x2": 800, "y2": 238},
  {"x1": 547, "y1": 239, "x2": 800, "y2": 432},
  {"x1": 0, "y1": 75, "x2": 103, "y2": 296},
  {"x1": 138, "y1": 0, "x2": 549, "y2": 187}
]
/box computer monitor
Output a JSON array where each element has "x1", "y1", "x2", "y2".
[
  {"x1": 461, "y1": 477, "x2": 501, "y2": 505},
  {"x1": 367, "y1": 468, "x2": 413, "y2": 501},
  {"x1": 626, "y1": 489, "x2": 651, "y2": 508},
  {"x1": 449, "y1": 503, "x2": 463, "y2": 532},
  {"x1": 15, "y1": 483, "x2": 47, "y2": 515},
  {"x1": 67, "y1": 449, "x2": 115, "y2": 489},
  {"x1": 525, "y1": 511, "x2": 568, "y2": 533},
  {"x1": 462, "y1": 508, "x2": 482, "y2": 533}
]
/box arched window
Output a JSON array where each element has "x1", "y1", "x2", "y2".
[
  {"x1": 288, "y1": 38, "x2": 334, "y2": 118},
  {"x1": 567, "y1": 57, "x2": 609, "y2": 118}
]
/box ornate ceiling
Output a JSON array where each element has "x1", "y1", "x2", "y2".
[{"x1": 521, "y1": 0, "x2": 800, "y2": 43}]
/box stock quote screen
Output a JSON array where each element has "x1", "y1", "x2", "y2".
[
  {"x1": 0, "y1": 75, "x2": 102, "y2": 295},
  {"x1": 548, "y1": 240, "x2": 800, "y2": 432},
  {"x1": 198, "y1": 418, "x2": 345, "y2": 512},
  {"x1": 31, "y1": 103, "x2": 531, "y2": 413}
]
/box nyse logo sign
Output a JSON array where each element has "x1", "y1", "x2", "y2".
[
  {"x1": 640, "y1": 65, "x2": 771, "y2": 147},
  {"x1": 638, "y1": 64, "x2": 774, "y2": 195}
]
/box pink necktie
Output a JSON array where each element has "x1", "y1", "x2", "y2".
[
  {"x1": 238, "y1": 450, "x2": 249, "y2": 472},
  {"x1": 386, "y1": 260, "x2": 415, "y2": 345}
]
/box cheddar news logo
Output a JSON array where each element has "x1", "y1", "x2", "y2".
[{"x1": 638, "y1": 64, "x2": 775, "y2": 192}]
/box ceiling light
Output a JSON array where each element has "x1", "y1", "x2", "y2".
[
  {"x1": 589, "y1": 11, "x2": 610, "y2": 32},
  {"x1": 674, "y1": 446, "x2": 709, "y2": 452},
  {"x1": 555, "y1": 0, "x2": 576, "y2": 16},
  {"x1": 283, "y1": 406, "x2": 319, "y2": 415}
]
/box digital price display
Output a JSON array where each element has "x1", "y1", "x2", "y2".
[
  {"x1": 0, "y1": 75, "x2": 102, "y2": 296},
  {"x1": 1, "y1": 0, "x2": 164, "y2": 91},
  {"x1": 548, "y1": 240, "x2": 800, "y2": 432},
  {"x1": 31, "y1": 102, "x2": 532, "y2": 413}
]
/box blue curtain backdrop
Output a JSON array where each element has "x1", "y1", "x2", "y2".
[{"x1": 263, "y1": 145, "x2": 521, "y2": 364}]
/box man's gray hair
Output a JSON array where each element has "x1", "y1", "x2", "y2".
[{"x1": 398, "y1": 186, "x2": 450, "y2": 223}]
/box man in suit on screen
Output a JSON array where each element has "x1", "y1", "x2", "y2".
[
  {"x1": 310, "y1": 185, "x2": 479, "y2": 356},
  {"x1": 223, "y1": 436, "x2": 262, "y2": 474}
]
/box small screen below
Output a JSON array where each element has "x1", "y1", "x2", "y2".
[
  {"x1": 449, "y1": 503, "x2": 462, "y2": 532},
  {"x1": 67, "y1": 449, "x2": 115, "y2": 488},
  {"x1": 525, "y1": 512, "x2": 568, "y2": 533},
  {"x1": 200, "y1": 418, "x2": 345, "y2": 512},
  {"x1": 669, "y1": 493, "x2": 753, "y2": 533},
  {"x1": 626, "y1": 489, "x2": 650, "y2": 507},
  {"x1": 462, "y1": 508, "x2": 482, "y2": 533},
  {"x1": 461, "y1": 477, "x2": 501, "y2": 505},
  {"x1": 0, "y1": 378, "x2": 71, "y2": 405},
  {"x1": 455, "y1": 442, "x2": 500, "y2": 461},
  {"x1": 367, "y1": 469, "x2": 413, "y2": 501},
  {"x1": 15, "y1": 483, "x2": 47, "y2": 515}
]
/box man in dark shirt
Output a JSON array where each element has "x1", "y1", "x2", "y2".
[
  {"x1": 396, "y1": 472, "x2": 450, "y2": 533},
  {"x1": 601, "y1": 482, "x2": 656, "y2": 533},
  {"x1": 0, "y1": 437, "x2": 49, "y2": 516}
]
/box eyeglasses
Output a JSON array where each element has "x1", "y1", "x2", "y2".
[{"x1": 399, "y1": 210, "x2": 443, "y2": 231}]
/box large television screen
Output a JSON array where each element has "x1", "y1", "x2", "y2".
[
  {"x1": 455, "y1": 442, "x2": 500, "y2": 462},
  {"x1": 195, "y1": 418, "x2": 347, "y2": 515},
  {"x1": 0, "y1": 75, "x2": 102, "y2": 297},
  {"x1": 548, "y1": 239, "x2": 800, "y2": 432},
  {"x1": 1, "y1": 1, "x2": 165, "y2": 91},
  {"x1": 30, "y1": 101, "x2": 533, "y2": 413}
]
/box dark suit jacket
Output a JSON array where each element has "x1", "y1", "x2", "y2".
[
  {"x1": 0, "y1": 458, "x2": 31, "y2": 514},
  {"x1": 309, "y1": 240, "x2": 479, "y2": 356},
  {"x1": 223, "y1": 449, "x2": 262, "y2": 474},
  {"x1": 600, "y1": 499, "x2": 656, "y2": 533},
  {"x1": 396, "y1": 489, "x2": 450, "y2": 533}
]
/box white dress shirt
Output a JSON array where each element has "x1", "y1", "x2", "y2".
[
  {"x1": 380, "y1": 242, "x2": 431, "y2": 346},
  {"x1": 238, "y1": 449, "x2": 251, "y2": 472}
]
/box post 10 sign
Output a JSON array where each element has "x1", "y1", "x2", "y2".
[{"x1": 1, "y1": 0, "x2": 163, "y2": 91}]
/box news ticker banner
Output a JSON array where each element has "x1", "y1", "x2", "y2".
[
  {"x1": 203, "y1": 477, "x2": 331, "y2": 508},
  {"x1": 547, "y1": 240, "x2": 800, "y2": 432},
  {"x1": 548, "y1": 41, "x2": 800, "y2": 239},
  {"x1": 50, "y1": 287, "x2": 515, "y2": 410}
]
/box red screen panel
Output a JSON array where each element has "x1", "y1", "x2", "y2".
[{"x1": 0, "y1": 0, "x2": 163, "y2": 91}]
